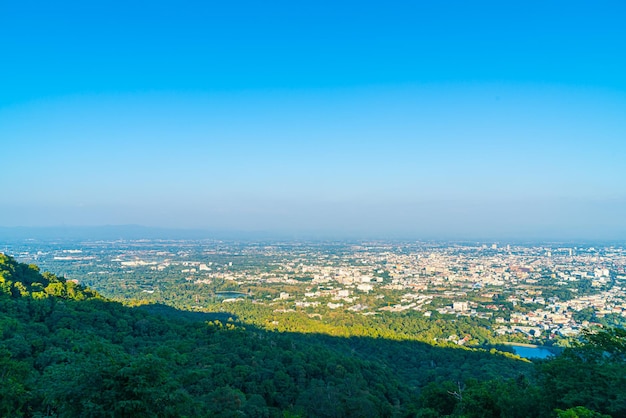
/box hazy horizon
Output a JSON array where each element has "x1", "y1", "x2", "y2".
[
  {"x1": 1, "y1": 223, "x2": 625, "y2": 244},
  {"x1": 2, "y1": 1, "x2": 625, "y2": 240}
]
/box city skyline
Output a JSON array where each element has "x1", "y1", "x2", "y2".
[{"x1": 2, "y1": 1, "x2": 625, "y2": 239}]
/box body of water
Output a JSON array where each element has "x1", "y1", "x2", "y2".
[
  {"x1": 215, "y1": 291, "x2": 248, "y2": 299},
  {"x1": 507, "y1": 343, "x2": 556, "y2": 359}
]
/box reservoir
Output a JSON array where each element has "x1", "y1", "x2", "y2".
[
  {"x1": 507, "y1": 343, "x2": 557, "y2": 359},
  {"x1": 215, "y1": 291, "x2": 248, "y2": 299}
]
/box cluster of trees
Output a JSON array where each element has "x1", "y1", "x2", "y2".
[
  {"x1": 206, "y1": 298, "x2": 531, "y2": 348},
  {"x1": 1, "y1": 254, "x2": 624, "y2": 417},
  {"x1": 417, "y1": 327, "x2": 626, "y2": 417}
]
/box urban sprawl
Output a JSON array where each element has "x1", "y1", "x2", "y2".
[{"x1": 7, "y1": 240, "x2": 626, "y2": 345}]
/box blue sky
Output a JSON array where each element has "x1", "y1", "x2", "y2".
[{"x1": 1, "y1": 1, "x2": 625, "y2": 239}]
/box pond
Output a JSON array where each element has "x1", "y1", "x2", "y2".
[
  {"x1": 507, "y1": 343, "x2": 556, "y2": 359},
  {"x1": 215, "y1": 291, "x2": 248, "y2": 299}
]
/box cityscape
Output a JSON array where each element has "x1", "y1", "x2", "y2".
[{"x1": 7, "y1": 238, "x2": 626, "y2": 347}]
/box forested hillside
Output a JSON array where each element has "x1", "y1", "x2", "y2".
[{"x1": 1, "y1": 254, "x2": 624, "y2": 417}]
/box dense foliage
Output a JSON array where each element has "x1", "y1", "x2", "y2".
[{"x1": 1, "y1": 254, "x2": 624, "y2": 417}]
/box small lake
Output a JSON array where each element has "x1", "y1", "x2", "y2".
[
  {"x1": 215, "y1": 291, "x2": 248, "y2": 299},
  {"x1": 507, "y1": 344, "x2": 556, "y2": 359}
]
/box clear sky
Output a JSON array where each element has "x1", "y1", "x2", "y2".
[{"x1": 1, "y1": 1, "x2": 625, "y2": 240}]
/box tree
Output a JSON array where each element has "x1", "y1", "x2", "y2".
[
  {"x1": 537, "y1": 328, "x2": 626, "y2": 417},
  {"x1": 555, "y1": 406, "x2": 611, "y2": 418}
]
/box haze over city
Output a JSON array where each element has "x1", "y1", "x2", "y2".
[{"x1": 2, "y1": 1, "x2": 625, "y2": 240}]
